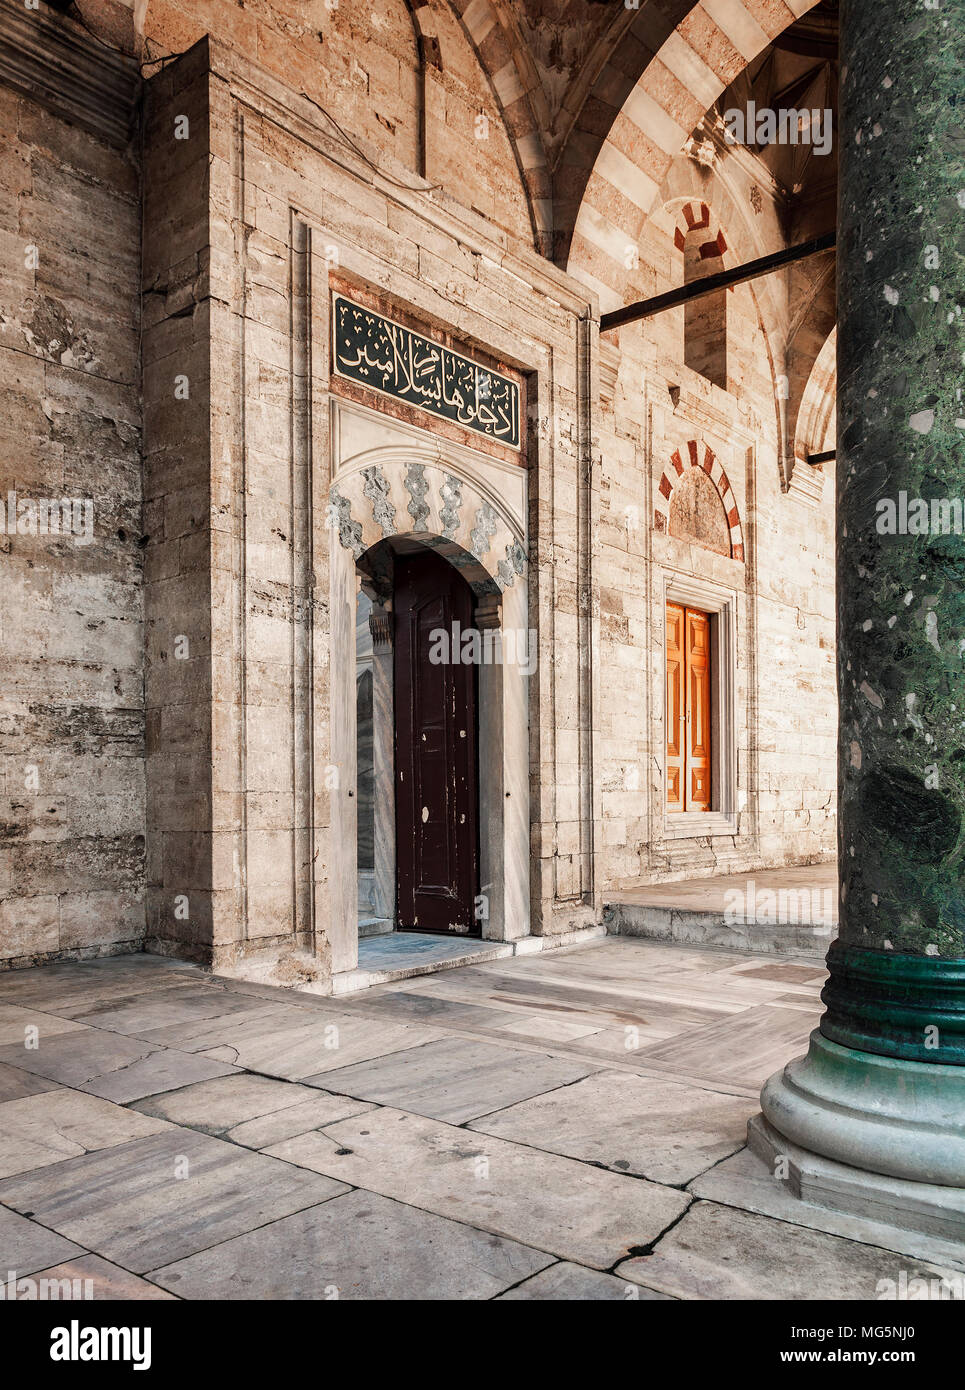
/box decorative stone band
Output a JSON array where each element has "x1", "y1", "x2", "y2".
[
  {"x1": 330, "y1": 458, "x2": 526, "y2": 596},
  {"x1": 820, "y1": 941, "x2": 965, "y2": 1066},
  {"x1": 673, "y1": 201, "x2": 728, "y2": 260},
  {"x1": 654, "y1": 440, "x2": 745, "y2": 562}
]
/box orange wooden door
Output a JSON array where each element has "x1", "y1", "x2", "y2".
[
  {"x1": 666, "y1": 602, "x2": 685, "y2": 812},
  {"x1": 666, "y1": 602, "x2": 712, "y2": 812}
]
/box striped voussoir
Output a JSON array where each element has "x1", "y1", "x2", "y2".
[
  {"x1": 447, "y1": 0, "x2": 553, "y2": 257},
  {"x1": 674, "y1": 201, "x2": 727, "y2": 261},
  {"x1": 655, "y1": 440, "x2": 745, "y2": 562},
  {"x1": 565, "y1": 0, "x2": 821, "y2": 308}
]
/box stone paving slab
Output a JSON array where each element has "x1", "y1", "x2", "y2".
[
  {"x1": 0, "y1": 1203, "x2": 84, "y2": 1276},
  {"x1": 149, "y1": 1188, "x2": 555, "y2": 1300},
  {"x1": 491, "y1": 1015, "x2": 605, "y2": 1043},
  {"x1": 0, "y1": 1030, "x2": 163, "y2": 1089},
  {"x1": 0, "y1": 1004, "x2": 90, "y2": 1046},
  {"x1": 69, "y1": 986, "x2": 267, "y2": 1036},
  {"x1": 265, "y1": 1107, "x2": 690, "y2": 1270},
  {"x1": 634, "y1": 1004, "x2": 821, "y2": 1089},
  {"x1": 0, "y1": 959, "x2": 203, "y2": 1015},
  {"x1": 616, "y1": 1200, "x2": 965, "y2": 1300},
  {"x1": 315, "y1": 1037, "x2": 599, "y2": 1124},
  {"x1": 330, "y1": 989, "x2": 513, "y2": 1031},
  {"x1": 496, "y1": 1261, "x2": 674, "y2": 1300},
  {"x1": 227, "y1": 1096, "x2": 377, "y2": 1150},
  {"x1": 201, "y1": 1017, "x2": 445, "y2": 1082},
  {"x1": 0, "y1": 1128, "x2": 349, "y2": 1273},
  {"x1": 0, "y1": 1089, "x2": 171, "y2": 1179},
  {"x1": 690, "y1": 1142, "x2": 965, "y2": 1273},
  {"x1": 131, "y1": 1072, "x2": 375, "y2": 1148},
  {"x1": 3, "y1": 1253, "x2": 177, "y2": 1300},
  {"x1": 78, "y1": 1049, "x2": 240, "y2": 1104},
  {"x1": 469, "y1": 1069, "x2": 754, "y2": 1184},
  {"x1": 131, "y1": 1003, "x2": 330, "y2": 1052},
  {"x1": 0, "y1": 1062, "x2": 62, "y2": 1103}
]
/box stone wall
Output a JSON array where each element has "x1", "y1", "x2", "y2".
[
  {"x1": 138, "y1": 35, "x2": 600, "y2": 983},
  {"x1": 0, "y1": 1, "x2": 143, "y2": 968},
  {"x1": 592, "y1": 144, "x2": 837, "y2": 892},
  {"x1": 0, "y1": 0, "x2": 839, "y2": 979}
]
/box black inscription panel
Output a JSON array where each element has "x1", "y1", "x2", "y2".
[{"x1": 332, "y1": 293, "x2": 521, "y2": 450}]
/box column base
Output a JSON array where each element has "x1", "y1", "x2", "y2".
[
  {"x1": 747, "y1": 1113, "x2": 965, "y2": 1252},
  {"x1": 759, "y1": 1029, "x2": 965, "y2": 1186}
]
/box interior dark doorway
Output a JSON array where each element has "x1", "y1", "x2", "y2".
[{"x1": 393, "y1": 547, "x2": 480, "y2": 936}]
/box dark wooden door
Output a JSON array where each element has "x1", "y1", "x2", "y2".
[{"x1": 394, "y1": 549, "x2": 479, "y2": 934}]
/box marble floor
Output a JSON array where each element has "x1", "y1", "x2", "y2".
[
  {"x1": 0, "y1": 938, "x2": 961, "y2": 1301},
  {"x1": 611, "y1": 863, "x2": 838, "y2": 924}
]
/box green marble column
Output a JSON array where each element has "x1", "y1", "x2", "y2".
[
  {"x1": 756, "y1": 0, "x2": 965, "y2": 1191},
  {"x1": 829, "y1": 0, "x2": 965, "y2": 1065}
]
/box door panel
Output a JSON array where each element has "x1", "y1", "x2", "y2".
[
  {"x1": 394, "y1": 549, "x2": 479, "y2": 934},
  {"x1": 666, "y1": 602, "x2": 684, "y2": 813},
  {"x1": 686, "y1": 608, "x2": 711, "y2": 812},
  {"x1": 666, "y1": 602, "x2": 713, "y2": 813}
]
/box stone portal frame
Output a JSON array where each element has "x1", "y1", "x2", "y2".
[
  {"x1": 655, "y1": 440, "x2": 745, "y2": 562},
  {"x1": 327, "y1": 401, "x2": 531, "y2": 978},
  {"x1": 661, "y1": 570, "x2": 739, "y2": 841}
]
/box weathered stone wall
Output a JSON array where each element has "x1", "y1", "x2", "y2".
[
  {"x1": 138, "y1": 34, "x2": 600, "y2": 984},
  {"x1": 0, "y1": 6, "x2": 144, "y2": 967},
  {"x1": 0, "y1": 0, "x2": 839, "y2": 979},
  {"x1": 592, "y1": 144, "x2": 837, "y2": 892},
  {"x1": 99, "y1": 0, "x2": 535, "y2": 246}
]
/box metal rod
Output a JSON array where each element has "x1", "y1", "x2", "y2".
[
  {"x1": 807, "y1": 449, "x2": 836, "y2": 465},
  {"x1": 599, "y1": 231, "x2": 836, "y2": 333}
]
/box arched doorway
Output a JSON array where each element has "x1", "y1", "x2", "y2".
[
  {"x1": 356, "y1": 539, "x2": 482, "y2": 936},
  {"x1": 327, "y1": 403, "x2": 531, "y2": 979}
]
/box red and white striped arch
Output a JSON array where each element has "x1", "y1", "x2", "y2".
[
  {"x1": 566, "y1": 0, "x2": 822, "y2": 309},
  {"x1": 655, "y1": 440, "x2": 745, "y2": 562}
]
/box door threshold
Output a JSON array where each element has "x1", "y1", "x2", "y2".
[
  {"x1": 331, "y1": 923, "x2": 609, "y2": 995},
  {"x1": 333, "y1": 932, "x2": 512, "y2": 994}
]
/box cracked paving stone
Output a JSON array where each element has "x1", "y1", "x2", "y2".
[
  {"x1": 0, "y1": 1128, "x2": 349, "y2": 1273},
  {"x1": 0, "y1": 1089, "x2": 172, "y2": 1179},
  {"x1": 495, "y1": 1261, "x2": 675, "y2": 1300},
  {"x1": 264, "y1": 1106, "x2": 691, "y2": 1270},
  {"x1": 131, "y1": 1072, "x2": 376, "y2": 1148},
  {"x1": 467, "y1": 1070, "x2": 755, "y2": 1184},
  {"x1": 615, "y1": 1201, "x2": 965, "y2": 1300},
  {"x1": 148, "y1": 1188, "x2": 555, "y2": 1300}
]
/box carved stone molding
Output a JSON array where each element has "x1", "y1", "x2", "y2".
[
  {"x1": 369, "y1": 608, "x2": 393, "y2": 652},
  {"x1": 0, "y1": 0, "x2": 140, "y2": 149}
]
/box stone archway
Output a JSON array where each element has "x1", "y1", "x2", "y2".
[
  {"x1": 326, "y1": 413, "x2": 531, "y2": 978},
  {"x1": 655, "y1": 440, "x2": 745, "y2": 562}
]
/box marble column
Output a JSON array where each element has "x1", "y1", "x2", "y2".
[{"x1": 753, "y1": 0, "x2": 965, "y2": 1204}]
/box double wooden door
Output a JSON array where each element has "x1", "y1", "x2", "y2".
[
  {"x1": 394, "y1": 549, "x2": 479, "y2": 934},
  {"x1": 666, "y1": 602, "x2": 712, "y2": 813}
]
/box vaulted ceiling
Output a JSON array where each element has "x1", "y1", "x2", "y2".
[{"x1": 444, "y1": 0, "x2": 838, "y2": 263}]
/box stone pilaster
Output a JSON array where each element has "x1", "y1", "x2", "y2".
[{"x1": 754, "y1": 0, "x2": 965, "y2": 1204}]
